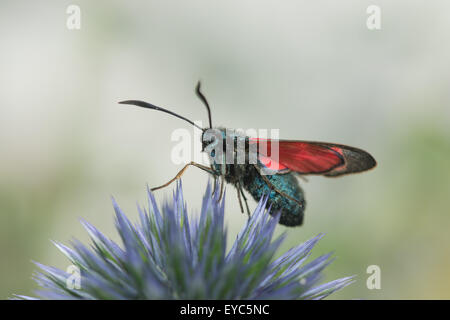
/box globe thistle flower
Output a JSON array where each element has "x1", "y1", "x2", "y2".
[{"x1": 17, "y1": 182, "x2": 353, "y2": 299}]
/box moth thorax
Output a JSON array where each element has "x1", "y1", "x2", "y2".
[{"x1": 202, "y1": 128, "x2": 253, "y2": 165}]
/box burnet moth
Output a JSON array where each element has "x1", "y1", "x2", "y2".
[{"x1": 120, "y1": 82, "x2": 376, "y2": 227}]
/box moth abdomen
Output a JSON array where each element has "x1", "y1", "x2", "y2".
[{"x1": 241, "y1": 165, "x2": 305, "y2": 227}]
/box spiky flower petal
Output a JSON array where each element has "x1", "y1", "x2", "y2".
[{"x1": 18, "y1": 182, "x2": 353, "y2": 299}]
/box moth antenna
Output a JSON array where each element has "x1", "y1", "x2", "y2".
[
  {"x1": 119, "y1": 100, "x2": 204, "y2": 131},
  {"x1": 195, "y1": 81, "x2": 213, "y2": 129}
]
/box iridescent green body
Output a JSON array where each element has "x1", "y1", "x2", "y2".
[
  {"x1": 242, "y1": 166, "x2": 305, "y2": 226},
  {"x1": 205, "y1": 128, "x2": 305, "y2": 227}
]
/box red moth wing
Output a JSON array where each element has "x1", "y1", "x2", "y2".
[
  {"x1": 249, "y1": 139, "x2": 376, "y2": 176},
  {"x1": 257, "y1": 154, "x2": 290, "y2": 172}
]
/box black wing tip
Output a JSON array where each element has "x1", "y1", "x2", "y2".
[
  {"x1": 337, "y1": 144, "x2": 377, "y2": 172},
  {"x1": 367, "y1": 152, "x2": 377, "y2": 170},
  {"x1": 324, "y1": 148, "x2": 377, "y2": 177},
  {"x1": 356, "y1": 148, "x2": 377, "y2": 171}
]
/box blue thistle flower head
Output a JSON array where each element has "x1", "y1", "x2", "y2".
[{"x1": 18, "y1": 182, "x2": 353, "y2": 299}]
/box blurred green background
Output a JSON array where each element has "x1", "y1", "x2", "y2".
[{"x1": 1, "y1": 1, "x2": 450, "y2": 299}]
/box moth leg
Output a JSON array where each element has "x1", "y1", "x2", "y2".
[
  {"x1": 297, "y1": 174, "x2": 309, "y2": 182},
  {"x1": 212, "y1": 175, "x2": 218, "y2": 195},
  {"x1": 211, "y1": 165, "x2": 218, "y2": 195},
  {"x1": 236, "y1": 184, "x2": 244, "y2": 214},
  {"x1": 218, "y1": 174, "x2": 225, "y2": 202},
  {"x1": 217, "y1": 157, "x2": 226, "y2": 202},
  {"x1": 238, "y1": 182, "x2": 251, "y2": 218},
  {"x1": 151, "y1": 161, "x2": 213, "y2": 191},
  {"x1": 253, "y1": 164, "x2": 304, "y2": 207}
]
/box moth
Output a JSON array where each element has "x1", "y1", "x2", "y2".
[{"x1": 120, "y1": 82, "x2": 376, "y2": 226}]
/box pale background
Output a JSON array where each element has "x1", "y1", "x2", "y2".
[{"x1": 1, "y1": 1, "x2": 450, "y2": 299}]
